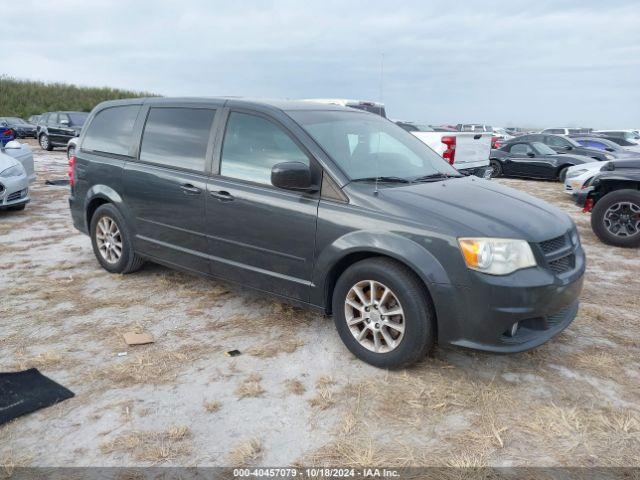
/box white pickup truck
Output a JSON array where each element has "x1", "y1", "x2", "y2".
[{"x1": 396, "y1": 122, "x2": 492, "y2": 177}]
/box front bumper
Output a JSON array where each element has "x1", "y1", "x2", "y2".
[
  {"x1": 0, "y1": 176, "x2": 30, "y2": 209},
  {"x1": 431, "y1": 236, "x2": 585, "y2": 353}
]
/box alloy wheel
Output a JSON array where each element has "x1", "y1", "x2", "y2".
[
  {"x1": 344, "y1": 280, "x2": 405, "y2": 353},
  {"x1": 603, "y1": 201, "x2": 640, "y2": 238},
  {"x1": 96, "y1": 216, "x2": 123, "y2": 264},
  {"x1": 40, "y1": 135, "x2": 48, "y2": 149}
]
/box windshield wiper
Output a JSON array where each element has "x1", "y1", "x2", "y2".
[
  {"x1": 351, "y1": 176, "x2": 413, "y2": 184},
  {"x1": 413, "y1": 173, "x2": 462, "y2": 182}
]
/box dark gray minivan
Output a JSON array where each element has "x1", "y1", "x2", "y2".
[{"x1": 68, "y1": 98, "x2": 585, "y2": 368}]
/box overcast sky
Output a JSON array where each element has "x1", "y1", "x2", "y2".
[{"x1": 5, "y1": 0, "x2": 640, "y2": 128}]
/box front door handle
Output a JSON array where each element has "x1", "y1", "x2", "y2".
[
  {"x1": 180, "y1": 183, "x2": 202, "y2": 195},
  {"x1": 210, "y1": 190, "x2": 234, "y2": 202}
]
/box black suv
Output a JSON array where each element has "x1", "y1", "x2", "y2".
[
  {"x1": 575, "y1": 160, "x2": 640, "y2": 248},
  {"x1": 68, "y1": 98, "x2": 585, "y2": 368},
  {"x1": 37, "y1": 111, "x2": 89, "y2": 150}
]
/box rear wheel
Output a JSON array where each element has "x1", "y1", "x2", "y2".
[
  {"x1": 39, "y1": 133, "x2": 53, "y2": 151},
  {"x1": 332, "y1": 257, "x2": 435, "y2": 369},
  {"x1": 591, "y1": 189, "x2": 640, "y2": 248},
  {"x1": 489, "y1": 159, "x2": 502, "y2": 178},
  {"x1": 90, "y1": 203, "x2": 145, "y2": 273}
]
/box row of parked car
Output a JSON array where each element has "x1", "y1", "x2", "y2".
[{"x1": 2, "y1": 101, "x2": 639, "y2": 247}]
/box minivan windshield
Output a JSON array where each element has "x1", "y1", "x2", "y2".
[{"x1": 289, "y1": 111, "x2": 460, "y2": 182}]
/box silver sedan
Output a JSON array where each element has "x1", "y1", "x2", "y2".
[{"x1": 0, "y1": 141, "x2": 35, "y2": 211}]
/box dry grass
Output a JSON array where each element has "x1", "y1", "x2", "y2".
[
  {"x1": 203, "y1": 401, "x2": 222, "y2": 413},
  {"x1": 100, "y1": 426, "x2": 191, "y2": 464},
  {"x1": 226, "y1": 438, "x2": 263, "y2": 466},
  {"x1": 88, "y1": 343, "x2": 215, "y2": 386},
  {"x1": 235, "y1": 374, "x2": 265, "y2": 399},
  {"x1": 308, "y1": 376, "x2": 338, "y2": 410},
  {"x1": 247, "y1": 334, "x2": 306, "y2": 358},
  {"x1": 284, "y1": 379, "x2": 306, "y2": 396}
]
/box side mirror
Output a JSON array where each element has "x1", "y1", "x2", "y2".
[
  {"x1": 527, "y1": 152, "x2": 535, "y2": 158},
  {"x1": 563, "y1": 145, "x2": 572, "y2": 150},
  {"x1": 271, "y1": 162, "x2": 316, "y2": 192}
]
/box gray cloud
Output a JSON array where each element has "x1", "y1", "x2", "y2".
[{"x1": 4, "y1": 0, "x2": 640, "y2": 128}]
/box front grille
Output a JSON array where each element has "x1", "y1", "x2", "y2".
[
  {"x1": 7, "y1": 189, "x2": 26, "y2": 202},
  {"x1": 539, "y1": 235, "x2": 567, "y2": 254},
  {"x1": 549, "y1": 254, "x2": 575, "y2": 274}
]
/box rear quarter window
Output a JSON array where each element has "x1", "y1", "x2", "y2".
[
  {"x1": 83, "y1": 105, "x2": 142, "y2": 156},
  {"x1": 140, "y1": 107, "x2": 215, "y2": 172}
]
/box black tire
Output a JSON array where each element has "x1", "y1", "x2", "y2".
[
  {"x1": 39, "y1": 133, "x2": 53, "y2": 151},
  {"x1": 332, "y1": 257, "x2": 435, "y2": 369},
  {"x1": 591, "y1": 189, "x2": 640, "y2": 248},
  {"x1": 7, "y1": 203, "x2": 26, "y2": 211},
  {"x1": 489, "y1": 159, "x2": 502, "y2": 178},
  {"x1": 557, "y1": 166, "x2": 569, "y2": 182},
  {"x1": 90, "y1": 203, "x2": 145, "y2": 273}
]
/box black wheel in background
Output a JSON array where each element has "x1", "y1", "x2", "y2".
[{"x1": 591, "y1": 189, "x2": 640, "y2": 248}]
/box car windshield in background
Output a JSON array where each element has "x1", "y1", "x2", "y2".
[
  {"x1": 533, "y1": 142, "x2": 557, "y2": 155},
  {"x1": 3, "y1": 117, "x2": 27, "y2": 124},
  {"x1": 290, "y1": 110, "x2": 459, "y2": 182},
  {"x1": 348, "y1": 104, "x2": 387, "y2": 117},
  {"x1": 68, "y1": 112, "x2": 89, "y2": 126}
]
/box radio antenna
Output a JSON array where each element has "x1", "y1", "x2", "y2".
[{"x1": 374, "y1": 52, "x2": 384, "y2": 196}]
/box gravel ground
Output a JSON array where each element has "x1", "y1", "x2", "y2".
[{"x1": 1, "y1": 143, "x2": 639, "y2": 470}]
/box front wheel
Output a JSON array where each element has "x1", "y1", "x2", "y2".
[
  {"x1": 591, "y1": 190, "x2": 640, "y2": 248},
  {"x1": 332, "y1": 257, "x2": 435, "y2": 369},
  {"x1": 557, "y1": 166, "x2": 569, "y2": 182},
  {"x1": 489, "y1": 159, "x2": 502, "y2": 178},
  {"x1": 90, "y1": 203, "x2": 145, "y2": 273}
]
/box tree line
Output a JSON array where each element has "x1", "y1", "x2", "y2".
[{"x1": 0, "y1": 76, "x2": 156, "y2": 119}]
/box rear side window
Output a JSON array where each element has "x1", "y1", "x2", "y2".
[
  {"x1": 510, "y1": 143, "x2": 533, "y2": 154},
  {"x1": 140, "y1": 107, "x2": 215, "y2": 171},
  {"x1": 220, "y1": 112, "x2": 309, "y2": 185},
  {"x1": 83, "y1": 105, "x2": 141, "y2": 156}
]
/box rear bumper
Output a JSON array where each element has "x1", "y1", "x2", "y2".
[{"x1": 69, "y1": 195, "x2": 88, "y2": 234}]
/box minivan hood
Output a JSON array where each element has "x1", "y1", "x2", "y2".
[{"x1": 348, "y1": 177, "x2": 573, "y2": 242}]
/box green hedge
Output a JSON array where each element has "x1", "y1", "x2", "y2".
[{"x1": 0, "y1": 76, "x2": 157, "y2": 119}]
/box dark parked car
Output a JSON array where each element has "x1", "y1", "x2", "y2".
[
  {"x1": 0, "y1": 117, "x2": 37, "y2": 138},
  {"x1": 1, "y1": 127, "x2": 15, "y2": 146},
  {"x1": 490, "y1": 141, "x2": 596, "y2": 181},
  {"x1": 68, "y1": 98, "x2": 585, "y2": 368},
  {"x1": 503, "y1": 134, "x2": 617, "y2": 162},
  {"x1": 37, "y1": 111, "x2": 89, "y2": 150},
  {"x1": 28, "y1": 114, "x2": 41, "y2": 125},
  {"x1": 575, "y1": 160, "x2": 640, "y2": 248},
  {"x1": 571, "y1": 136, "x2": 640, "y2": 156}
]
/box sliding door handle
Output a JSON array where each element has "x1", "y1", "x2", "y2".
[
  {"x1": 180, "y1": 183, "x2": 202, "y2": 195},
  {"x1": 210, "y1": 190, "x2": 234, "y2": 202}
]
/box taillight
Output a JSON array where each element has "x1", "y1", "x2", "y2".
[
  {"x1": 583, "y1": 197, "x2": 594, "y2": 213},
  {"x1": 2, "y1": 129, "x2": 12, "y2": 137},
  {"x1": 68, "y1": 155, "x2": 76, "y2": 186},
  {"x1": 441, "y1": 136, "x2": 456, "y2": 165},
  {"x1": 492, "y1": 136, "x2": 501, "y2": 148}
]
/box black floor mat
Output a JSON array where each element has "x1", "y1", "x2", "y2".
[{"x1": 0, "y1": 368, "x2": 74, "y2": 425}]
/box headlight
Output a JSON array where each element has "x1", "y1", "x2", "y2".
[
  {"x1": 458, "y1": 238, "x2": 536, "y2": 275},
  {"x1": 0, "y1": 165, "x2": 25, "y2": 177},
  {"x1": 604, "y1": 153, "x2": 615, "y2": 160},
  {"x1": 566, "y1": 169, "x2": 587, "y2": 179}
]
